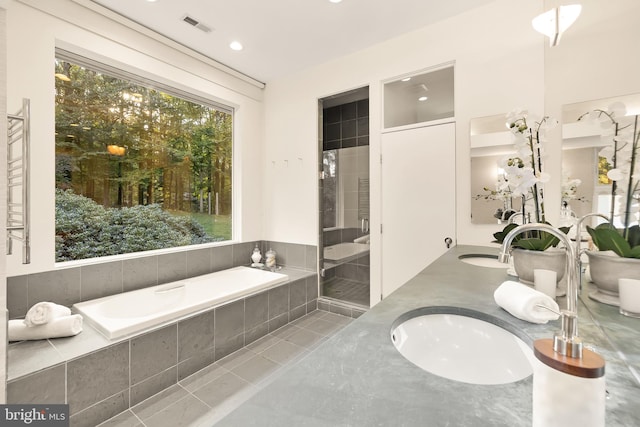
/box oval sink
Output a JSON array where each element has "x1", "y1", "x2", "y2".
[
  {"x1": 458, "y1": 254, "x2": 509, "y2": 269},
  {"x1": 391, "y1": 311, "x2": 533, "y2": 385}
]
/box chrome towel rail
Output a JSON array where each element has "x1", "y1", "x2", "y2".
[{"x1": 6, "y1": 98, "x2": 30, "y2": 264}]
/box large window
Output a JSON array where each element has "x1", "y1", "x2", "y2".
[{"x1": 54, "y1": 52, "x2": 233, "y2": 262}]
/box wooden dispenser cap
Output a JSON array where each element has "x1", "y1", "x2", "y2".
[{"x1": 534, "y1": 339, "x2": 605, "y2": 378}]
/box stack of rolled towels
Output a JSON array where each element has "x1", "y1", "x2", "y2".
[
  {"x1": 494, "y1": 281, "x2": 560, "y2": 324},
  {"x1": 9, "y1": 302, "x2": 83, "y2": 342}
]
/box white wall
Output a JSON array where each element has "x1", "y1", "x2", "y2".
[
  {"x1": 5, "y1": 0, "x2": 266, "y2": 275},
  {"x1": 543, "y1": 0, "x2": 640, "y2": 226},
  {"x1": 263, "y1": 0, "x2": 545, "y2": 304}
]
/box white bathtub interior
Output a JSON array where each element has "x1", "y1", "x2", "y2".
[
  {"x1": 73, "y1": 266, "x2": 289, "y2": 339},
  {"x1": 323, "y1": 242, "x2": 370, "y2": 263}
]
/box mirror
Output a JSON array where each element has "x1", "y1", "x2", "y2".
[
  {"x1": 469, "y1": 114, "x2": 522, "y2": 224},
  {"x1": 561, "y1": 93, "x2": 640, "y2": 225},
  {"x1": 470, "y1": 94, "x2": 640, "y2": 225}
]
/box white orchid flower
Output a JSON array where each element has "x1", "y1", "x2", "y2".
[
  {"x1": 537, "y1": 172, "x2": 551, "y2": 183},
  {"x1": 607, "y1": 168, "x2": 625, "y2": 181},
  {"x1": 608, "y1": 102, "x2": 627, "y2": 119}
]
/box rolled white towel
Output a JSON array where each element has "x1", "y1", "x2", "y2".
[
  {"x1": 494, "y1": 281, "x2": 560, "y2": 324},
  {"x1": 9, "y1": 314, "x2": 83, "y2": 342},
  {"x1": 23, "y1": 302, "x2": 71, "y2": 327}
]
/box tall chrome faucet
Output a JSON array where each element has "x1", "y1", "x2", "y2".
[
  {"x1": 507, "y1": 211, "x2": 524, "y2": 224},
  {"x1": 499, "y1": 223, "x2": 583, "y2": 359},
  {"x1": 574, "y1": 213, "x2": 610, "y2": 290}
]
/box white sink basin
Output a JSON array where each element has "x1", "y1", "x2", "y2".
[
  {"x1": 458, "y1": 254, "x2": 509, "y2": 269},
  {"x1": 391, "y1": 312, "x2": 533, "y2": 385}
]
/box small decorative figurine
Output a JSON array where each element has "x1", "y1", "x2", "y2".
[{"x1": 251, "y1": 245, "x2": 262, "y2": 267}]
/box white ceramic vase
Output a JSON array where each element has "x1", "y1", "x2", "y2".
[
  {"x1": 512, "y1": 248, "x2": 566, "y2": 286},
  {"x1": 586, "y1": 251, "x2": 640, "y2": 306}
]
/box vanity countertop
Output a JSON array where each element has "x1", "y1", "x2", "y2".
[{"x1": 216, "y1": 245, "x2": 640, "y2": 426}]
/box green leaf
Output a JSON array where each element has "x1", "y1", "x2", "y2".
[
  {"x1": 629, "y1": 246, "x2": 640, "y2": 258},
  {"x1": 513, "y1": 238, "x2": 546, "y2": 250},
  {"x1": 497, "y1": 223, "x2": 571, "y2": 251},
  {"x1": 626, "y1": 225, "x2": 640, "y2": 249},
  {"x1": 588, "y1": 227, "x2": 632, "y2": 257},
  {"x1": 587, "y1": 224, "x2": 615, "y2": 249},
  {"x1": 492, "y1": 223, "x2": 519, "y2": 244},
  {"x1": 538, "y1": 232, "x2": 560, "y2": 251}
]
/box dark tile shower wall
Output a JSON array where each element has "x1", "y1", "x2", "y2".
[
  {"x1": 7, "y1": 241, "x2": 317, "y2": 319},
  {"x1": 321, "y1": 99, "x2": 370, "y2": 246},
  {"x1": 322, "y1": 99, "x2": 369, "y2": 151}
]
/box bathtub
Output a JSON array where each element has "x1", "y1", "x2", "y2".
[
  {"x1": 324, "y1": 242, "x2": 370, "y2": 263},
  {"x1": 73, "y1": 266, "x2": 289, "y2": 339}
]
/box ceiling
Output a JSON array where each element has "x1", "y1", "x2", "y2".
[{"x1": 91, "y1": 0, "x2": 495, "y2": 84}]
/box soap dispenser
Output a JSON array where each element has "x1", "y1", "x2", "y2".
[
  {"x1": 251, "y1": 245, "x2": 262, "y2": 266},
  {"x1": 532, "y1": 311, "x2": 606, "y2": 427}
]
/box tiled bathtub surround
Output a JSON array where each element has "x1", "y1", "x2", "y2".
[
  {"x1": 7, "y1": 240, "x2": 317, "y2": 319},
  {"x1": 7, "y1": 272, "x2": 319, "y2": 427}
]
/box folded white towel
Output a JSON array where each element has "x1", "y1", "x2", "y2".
[
  {"x1": 9, "y1": 315, "x2": 83, "y2": 342},
  {"x1": 23, "y1": 302, "x2": 71, "y2": 327},
  {"x1": 494, "y1": 281, "x2": 560, "y2": 324}
]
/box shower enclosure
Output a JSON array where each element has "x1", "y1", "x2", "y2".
[{"x1": 318, "y1": 88, "x2": 370, "y2": 308}]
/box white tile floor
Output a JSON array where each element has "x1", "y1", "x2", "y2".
[{"x1": 98, "y1": 310, "x2": 353, "y2": 427}]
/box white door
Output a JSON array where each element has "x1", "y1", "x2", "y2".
[{"x1": 381, "y1": 122, "x2": 456, "y2": 298}]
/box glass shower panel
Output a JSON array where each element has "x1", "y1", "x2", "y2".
[{"x1": 319, "y1": 94, "x2": 370, "y2": 308}]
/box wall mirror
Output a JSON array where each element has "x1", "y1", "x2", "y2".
[
  {"x1": 469, "y1": 113, "x2": 522, "y2": 224},
  {"x1": 561, "y1": 93, "x2": 640, "y2": 225}
]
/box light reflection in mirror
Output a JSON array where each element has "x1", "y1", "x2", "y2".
[
  {"x1": 470, "y1": 114, "x2": 522, "y2": 224},
  {"x1": 562, "y1": 93, "x2": 640, "y2": 228}
]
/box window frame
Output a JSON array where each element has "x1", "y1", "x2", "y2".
[{"x1": 54, "y1": 48, "x2": 236, "y2": 265}]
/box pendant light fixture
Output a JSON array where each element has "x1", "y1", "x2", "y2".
[{"x1": 532, "y1": 4, "x2": 582, "y2": 47}]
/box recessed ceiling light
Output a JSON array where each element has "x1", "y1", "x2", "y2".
[
  {"x1": 329, "y1": 0, "x2": 343, "y2": 3},
  {"x1": 401, "y1": 77, "x2": 411, "y2": 82},
  {"x1": 146, "y1": 0, "x2": 158, "y2": 2},
  {"x1": 418, "y1": 96, "x2": 428, "y2": 102},
  {"x1": 230, "y1": 41, "x2": 243, "y2": 51}
]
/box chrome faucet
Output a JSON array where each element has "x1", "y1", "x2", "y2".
[
  {"x1": 574, "y1": 213, "x2": 610, "y2": 291},
  {"x1": 500, "y1": 208, "x2": 517, "y2": 222},
  {"x1": 499, "y1": 222, "x2": 583, "y2": 359},
  {"x1": 507, "y1": 211, "x2": 524, "y2": 224}
]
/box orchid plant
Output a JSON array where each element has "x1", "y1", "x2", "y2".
[
  {"x1": 502, "y1": 109, "x2": 556, "y2": 222},
  {"x1": 561, "y1": 172, "x2": 585, "y2": 205},
  {"x1": 580, "y1": 103, "x2": 640, "y2": 258},
  {"x1": 492, "y1": 109, "x2": 570, "y2": 250}
]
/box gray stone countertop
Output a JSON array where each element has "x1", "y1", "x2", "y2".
[{"x1": 215, "y1": 245, "x2": 640, "y2": 427}]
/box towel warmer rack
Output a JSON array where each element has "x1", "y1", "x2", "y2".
[{"x1": 6, "y1": 98, "x2": 30, "y2": 264}]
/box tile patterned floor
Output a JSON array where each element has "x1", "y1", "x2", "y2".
[
  {"x1": 98, "y1": 310, "x2": 353, "y2": 427},
  {"x1": 322, "y1": 277, "x2": 370, "y2": 306}
]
